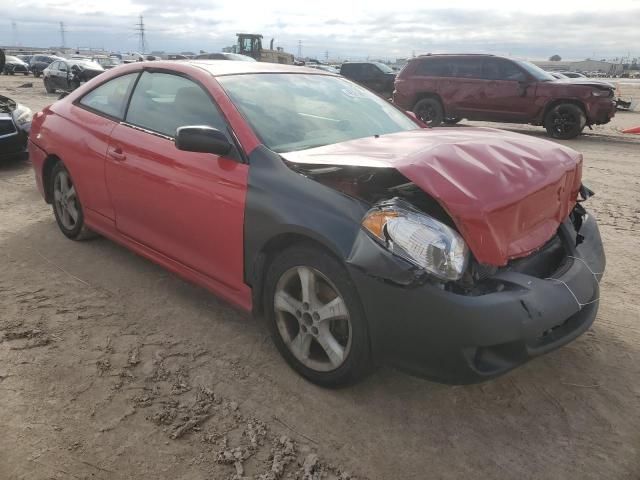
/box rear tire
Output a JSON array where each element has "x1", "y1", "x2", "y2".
[
  {"x1": 264, "y1": 244, "x2": 372, "y2": 387},
  {"x1": 413, "y1": 97, "x2": 444, "y2": 127},
  {"x1": 544, "y1": 103, "x2": 586, "y2": 139},
  {"x1": 50, "y1": 162, "x2": 96, "y2": 241}
]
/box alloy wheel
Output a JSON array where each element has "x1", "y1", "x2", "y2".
[
  {"x1": 550, "y1": 107, "x2": 578, "y2": 135},
  {"x1": 417, "y1": 105, "x2": 436, "y2": 124},
  {"x1": 273, "y1": 266, "x2": 352, "y2": 372},
  {"x1": 53, "y1": 169, "x2": 79, "y2": 231}
]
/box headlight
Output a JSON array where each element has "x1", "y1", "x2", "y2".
[
  {"x1": 12, "y1": 104, "x2": 33, "y2": 127},
  {"x1": 591, "y1": 89, "x2": 611, "y2": 97},
  {"x1": 362, "y1": 200, "x2": 469, "y2": 281}
]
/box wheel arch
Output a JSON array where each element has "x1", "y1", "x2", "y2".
[
  {"x1": 412, "y1": 91, "x2": 444, "y2": 110},
  {"x1": 248, "y1": 230, "x2": 346, "y2": 317},
  {"x1": 541, "y1": 98, "x2": 587, "y2": 125},
  {"x1": 42, "y1": 154, "x2": 62, "y2": 204}
]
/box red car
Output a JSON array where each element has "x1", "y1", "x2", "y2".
[
  {"x1": 393, "y1": 54, "x2": 617, "y2": 139},
  {"x1": 29, "y1": 61, "x2": 605, "y2": 386}
]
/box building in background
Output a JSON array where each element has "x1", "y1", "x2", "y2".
[{"x1": 533, "y1": 59, "x2": 624, "y2": 76}]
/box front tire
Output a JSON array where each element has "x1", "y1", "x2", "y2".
[
  {"x1": 50, "y1": 162, "x2": 95, "y2": 240},
  {"x1": 264, "y1": 244, "x2": 372, "y2": 387},
  {"x1": 544, "y1": 103, "x2": 586, "y2": 139},
  {"x1": 443, "y1": 117, "x2": 462, "y2": 125},
  {"x1": 413, "y1": 97, "x2": 444, "y2": 127},
  {"x1": 44, "y1": 78, "x2": 55, "y2": 94}
]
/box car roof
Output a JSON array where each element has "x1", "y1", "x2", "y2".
[{"x1": 186, "y1": 59, "x2": 328, "y2": 76}]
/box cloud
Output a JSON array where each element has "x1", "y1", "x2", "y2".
[{"x1": 1, "y1": 1, "x2": 638, "y2": 61}]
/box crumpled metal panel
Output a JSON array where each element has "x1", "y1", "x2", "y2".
[{"x1": 282, "y1": 127, "x2": 582, "y2": 266}]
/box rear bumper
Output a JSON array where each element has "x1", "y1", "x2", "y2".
[
  {"x1": 347, "y1": 211, "x2": 605, "y2": 384},
  {"x1": 585, "y1": 97, "x2": 616, "y2": 125}
]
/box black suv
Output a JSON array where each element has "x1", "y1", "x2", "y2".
[
  {"x1": 30, "y1": 55, "x2": 62, "y2": 77},
  {"x1": 340, "y1": 62, "x2": 396, "y2": 97}
]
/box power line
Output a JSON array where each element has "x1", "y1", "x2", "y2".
[{"x1": 135, "y1": 15, "x2": 146, "y2": 53}]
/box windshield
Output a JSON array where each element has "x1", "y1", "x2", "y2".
[
  {"x1": 218, "y1": 73, "x2": 418, "y2": 153},
  {"x1": 375, "y1": 62, "x2": 394, "y2": 73},
  {"x1": 6, "y1": 56, "x2": 21, "y2": 63},
  {"x1": 514, "y1": 60, "x2": 555, "y2": 81}
]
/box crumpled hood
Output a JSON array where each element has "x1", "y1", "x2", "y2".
[
  {"x1": 282, "y1": 128, "x2": 582, "y2": 266},
  {"x1": 553, "y1": 78, "x2": 615, "y2": 90}
]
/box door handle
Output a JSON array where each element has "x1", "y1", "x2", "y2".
[{"x1": 107, "y1": 146, "x2": 126, "y2": 161}]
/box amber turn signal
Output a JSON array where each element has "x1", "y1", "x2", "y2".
[{"x1": 362, "y1": 210, "x2": 399, "y2": 240}]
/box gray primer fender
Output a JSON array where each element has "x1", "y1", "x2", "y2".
[
  {"x1": 244, "y1": 146, "x2": 423, "y2": 362},
  {"x1": 244, "y1": 146, "x2": 367, "y2": 305}
]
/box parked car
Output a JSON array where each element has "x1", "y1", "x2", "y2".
[
  {"x1": 2, "y1": 55, "x2": 30, "y2": 75},
  {"x1": 16, "y1": 54, "x2": 33, "y2": 65},
  {"x1": 90, "y1": 55, "x2": 121, "y2": 69},
  {"x1": 340, "y1": 62, "x2": 396, "y2": 96},
  {"x1": 558, "y1": 71, "x2": 587, "y2": 79},
  {"x1": 308, "y1": 64, "x2": 340, "y2": 74},
  {"x1": 29, "y1": 61, "x2": 605, "y2": 386},
  {"x1": 394, "y1": 54, "x2": 617, "y2": 139},
  {"x1": 30, "y1": 54, "x2": 63, "y2": 77},
  {"x1": 0, "y1": 94, "x2": 32, "y2": 161},
  {"x1": 194, "y1": 52, "x2": 256, "y2": 61},
  {"x1": 43, "y1": 59, "x2": 104, "y2": 93}
]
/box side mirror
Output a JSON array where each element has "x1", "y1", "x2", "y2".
[{"x1": 175, "y1": 126, "x2": 232, "y2": 155}]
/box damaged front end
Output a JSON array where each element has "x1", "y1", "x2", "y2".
[
  {"x1": 285, "y1": 157, "x2": 605, "y2": 383},
  {"x1": 293, "y1": 161, "x2": 600, "y2": 295}
]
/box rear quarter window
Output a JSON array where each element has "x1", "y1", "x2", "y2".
[{"x1": 79, "y1": 73, "x2": 139, "y2": 120}]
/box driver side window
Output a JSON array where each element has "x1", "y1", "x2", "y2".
[
  {"x1": 499, "y1": 61, "x2": 526, "y2": 82},
  {"x1": 125, "y1": 72, "x2": 229, "y2": 139}
]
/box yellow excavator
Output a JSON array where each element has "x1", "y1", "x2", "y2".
[{"x1": 236, "y1": 34, "x2": 294, "y2": 64}]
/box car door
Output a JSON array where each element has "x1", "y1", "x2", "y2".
[
  {"x1": 72, "y1": 72, "x2": 140, "y2": 219},
  {"x1": 46, "y1": 61, "x2": 58, "y2": 86},
  {"x1": 50, "y1": 61, "x2": 64, "y2": 89},
  {"x1": 104, "y1": 70, "x2": 249, "y2": 292},
  {"x1": 440, "y1": 57, "x2": 487, "y2": 118},
  {"x1": 479, "y1": 58, "x2": 534, "y2": 121},
  {"x1": 360, "y1": 64, "x2": 382, "y2": 91},
  {"x1": 57, "y1": 61, "x2": 70, "y2": 90}
]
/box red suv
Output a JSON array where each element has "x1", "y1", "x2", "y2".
[{"x1": 393, "y1": 54, "x2": 616, "y2": 139}]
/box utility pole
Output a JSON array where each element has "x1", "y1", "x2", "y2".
[
  {"x1": 297, "y1": 40, "x2": 302, "y2": 59},
  {"x1": 325, "y1": 50, "x2": 329, "y2": 61},
  {"x1": 135, "y1": 15, "x2": 146, "y2": 53},
  {"x1": 11, "y1": 21, "x2": 18, "y2": 46},
  {"x1": 59, "y1": 22, "x2": 67, "y2": 49}
]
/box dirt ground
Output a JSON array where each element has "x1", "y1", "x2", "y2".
[{"x1": 1, "y1": 74, "x2": 639, "y2": 480}]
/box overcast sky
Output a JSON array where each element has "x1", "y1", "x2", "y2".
[{"x1": 1, "y1": 0, "x2": 638, "y2": 61}]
